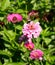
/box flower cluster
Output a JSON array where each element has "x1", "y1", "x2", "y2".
[
  {"x1": 7, "y1": 10, "x2": 44, "y2": 61},
  {"x1": 21, "y1": 11, "x2": 43, "y2": 60}
]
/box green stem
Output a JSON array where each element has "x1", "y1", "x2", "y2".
[
  {"x1": 13, "y1": 40, "x2": 19, "y2": 48},
  {"x1": 14, "y1": 24, "x2": 16, "y2": 33},
  {"x1": 40, "y1": 61, "x2": 43, "y2": 65},
  {"x1": 42, "y1": 41, "x2": 44, "y2": 48},
  {"x1": 9, "y1": 58, "x2": 12, "y2": 62}
]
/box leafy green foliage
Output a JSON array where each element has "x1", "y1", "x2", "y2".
[
  {"x1": 1, "y1": 0, "x2": 10, "y2": 11},
  {"x1": 0, "y1": 0, "x2": 55, "y2": 65}
]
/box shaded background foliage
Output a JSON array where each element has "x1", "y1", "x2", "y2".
[{"x1": 0, "y1": 0, "x2": 55, "y2": 65}]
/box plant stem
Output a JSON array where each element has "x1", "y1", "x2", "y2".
[{"x1": 40, "y1": 61, "x2": 43, "y2": 65}]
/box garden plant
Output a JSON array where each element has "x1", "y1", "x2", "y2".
[{"x1": 0, "y1": 0, "x2": 55, "y2": 65}]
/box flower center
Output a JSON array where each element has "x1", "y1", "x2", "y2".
[
  {"x1": 34, "y1": 52, "x2": 38, "y2": 58},
  {"x1": 12, "y1": 16, "x2": 17, "y2": 21},
  {"x1": 28, "y1": 45, "x2": 32, "y2": 49},
  {"x1": 29, "y1": 24, "x2": 35, "y2": 30}
]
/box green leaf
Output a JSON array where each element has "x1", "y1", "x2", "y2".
[
  {"x1": 4, "y1": 62, "x2": 26, "y2": 65},
  {"x1": 0, "y1": 31, "x2": 10, "y2": 42},
  {"x1": 4, "y1": 44, "x2": 12, "y2": 49},
  {"x1": 41, "y1": 28, "x2": 50, "y2": 36},
  {"x1": 4, "y1": 28, "x2": 16, "y2": 41},
  {"x1": 17, "y1": 0, "x2": 25, "y2": 6},
  {"x1": 34, "y1": 60, "x2": 40, "y2": 65},
  {"x1": 46, "y1": 62, "x2": 50, "y2": 65},
  {"x1": 0, "y1": 49, "x2": 12, "y2": 57},
  {"x1": 0, "y1": 61, "x2": 2, "y2": 65},
  {"x1": 1, "y1": 0, "x2": 10, "y2": 11},
  {"x1": 31, "y1": 0, "x2": 36, "y2": 4},
  {"x1": 0, "y1": 17, "x2": 4, "y2": 20},
  {"x1": 15, "y1": 25, "x2": 22, "y2": 30},
  {"x1": 43, "y1": 38, "x2": 52, "y2": 45},
  {"x1": 50, "y1": 56, "x2": 55, "y2": 63},
  {"x1": 16, "y1": 9, "x2": 24, "y2": 13}
]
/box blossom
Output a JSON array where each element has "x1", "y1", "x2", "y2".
[
  {"x1": 22, "y1": 21, "x2": 42, "y2": 39},
  {"x1": 24, "y1": 41, "x2": 34, "y2": 50},
  {"x1": 30, "y1": 49, "x2": 44, "y2": 60},
  {"x1": 27, "y1": 10, "x2": 39, "y2": 21},
  {"x1": 7, "y1": 13, "x2": 23, "y2": 23},
  {"x1": 42, "y1": 9, "x2": 54, "y2": 22},
  {"x1": 18, "y1": 35, "x2": 28, "y2": 43}
]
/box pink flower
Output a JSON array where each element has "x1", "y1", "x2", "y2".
[
  {"x1": 7, "y1": 13, "x2": 23, "y2": 23},
  {"x1": 30, "y1": 49, "x2": 44, "y2": 60},
  {"x1": 27, "y1": 10, "x2": 39, "y2": 21},
  {"x1": 24, "y1": 41, "x2": 34, "y2": 50},
  {"x1": 22, "y1": 21, "x2": 42, "y2": 39}
]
